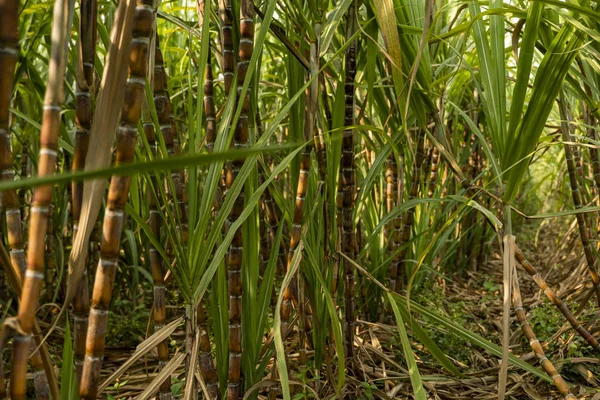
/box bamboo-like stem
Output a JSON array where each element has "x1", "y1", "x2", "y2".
[
  {"x1": 219, "y1": 0, "x2": 234, "y2": 96},
  {"x1": 386, "y1": 154, "x2": 398, "y2": 216},
  {"x1": 218, "y1": 0, "x2": 235, "y2": 199},
  {"x1": 204, "y1": 52, "x2": 217, "y2": 153},
  {"x1": 274, "y1": 49, "x2": 319, "y2": 399},
  {"x1": 72, "y1": 267, "x2": 90, "y2": 385},
  {"x1": 44, "y1": 205, "x2": 56, "y2": 302},
  {"x1": 79, "y1": 2, "x2": 154, "y2": 397},
  {"x1": 145, "y1": 118, "x2": 172, "y2": 399},
  {"x1": 10, "y1": 1, "x2": 71, "y2": 398},
  {"x1": 1, "y1": 5, "x2": 51, "y2": 376},
  {"x1": 195, "y1": 7, "x2": 221, "y2": 397},
  {"x1": 197, "y1": 301, "x2": 219, "y2": 398},
  {"x1": 0, "y1": 17, "x2": 27, "y2": 400},
  {"x1": 200, "y1": 36, "x2": 221, "y2": 400},
  {"x1": 0, "y1": 0, "x2": 24, "y2": 290},
  {"x1": 224, "y1": 1, "x2": 252, "y2": 397},
  {"x1": 385, "y1": 152, "x2": 399, "y2": 295},
  {"x1": 512, "y1": 274, "x2": 576, "y2": 399},
  {"x1": 262, "y1": 177, "x2": 286, "y2": 308},
  {"x1": 72, "y1": 0, "x2": 97, "y2": 241},
  {"x1": 154, "y1": 39, "x2": 176, "y2": 160},
  {"x1": 72, "y1": 13, "x2": 94, "y2": 373},
  {"x1": 383, "y1": 151, "x2": 402, "y2": 321},
  {"x1": 514, "y1": 245, "x2": 600, "y2": 351},
  {"x1": 340, "y1": 3, "x2": 357, "y2": 363},
  {"x1": 151, "y1": 37, "x2": 176, "y2": 399},
  {"x1": 155, "y1": 40, "x2": 186, "y2": 239},
  {"x1": 72, "y1": 0, "x2": 97, "y2": 244},
  {"x1": 285, "y1": 90, "x2": 313, "y2": 362},
  {"x1": 18, "y1": 149, "x2": 30, "y2": 223},
  {"x1": 559, "y1": 97, "x2": 600, "y2": 306},
  {"x1": 427, "y1": 145, "x2": 439, "y2": 197},
  {"x1": 140, "y1": 23, "x2": 171, "y2": 396}
]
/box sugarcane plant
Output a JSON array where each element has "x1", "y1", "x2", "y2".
[{"x1": 3, "y1": 0, "x2": 600, "y2": 399}]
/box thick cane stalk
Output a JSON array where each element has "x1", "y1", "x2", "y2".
[
  {"x1": 223, "y1": 1, "x2": 253, "y2": 397},
  {"x1": 79, "y1": 2, "x2": 153, "y2": 397},
  {"x1": 72, "y1": 43, "x2": 93, "y2": 380},
  {"x1": 73, "y1": 0, "x2": 96, "y2": 235},
  {"x1": 199, "y1": 37, "x2": 221, "y2": 400},
  {"x1": 150, "y1": 37, "x2": 176, "y2": 399},
  {"x1": 9, "y1": 1, "x2": 71, "y2": 398},
  {"x1": 339, "y1": 3, "x2": 357, "y2": 362},
  {"x1": 194, "y1": 7, "x2": 221, "y2": 397},
  {"x1": 273, "y1": 36, "x2": 321, "y2": 394},
  {"x1": 0, "y1": 0, "x2": 24, "y2": 290},
  {"x1": 144, "y1": 119, "x2": 172, "y2": 399},
  {"x1": 44, "y1": 205, "x2": 56, "y2": 304},
  {"x1": 197, "y1": 301, "x2": 219, "y2": 398},
  {"x1": 280, "y1": 98, "x2": 311, "y2": 356},
  {"x1": 1, "y1": 5, "x2": 51, "y2": 385},
  {"x1": 219, "y1": 0, "x2": 234, "y2": 96},
  {"x1": 515, "y1": 246, "x2": 600, "y2": 352},
  {"x1": 512, "y1": 275, "x2": 576, "y2": 399},
  {"x1": 72, "y1": 0, "x2": 97, "y2": 379},
  {"x1": 204, "y1": 52, "x2": 217, "y2": 153}
]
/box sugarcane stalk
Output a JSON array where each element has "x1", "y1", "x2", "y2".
[
  {"x1": 219, "y1": 0, "x2": 234, "y2": 96},
  {"x1": 9, "y1": 1, "x2": 71, "y2": 398},
  {"x1": 427, "y1": 145, "x2": 439, "y2": 197},
  {"x1": 223, "y1": 0, "x2": 252, "y2": 397},
  {"x1": 512, "y1": 273, "x2": 576, "y2": 399},
  {"x1": 79, "y1": 2, "x2": 153, "y2": 397},
  {"x1": 44, "y1": 204, "x2": 56, "y2": 301},
  {"x1": 204, "y1": 52, "x2": 217, "y2": 153},
  {"x1": 73, "y1": 5, "x2": 94, "y2": 372},
  {"x1": 0, "y1": 0, "x2": 24, "y2": 291},
  {"x1": 194, "y1": 7, "x2": 222, "y2": 397},
  {"x1": 29, "y1": 339, "x2": 50, "y2": 400},
  {"x1": 385, "y1": 152, "x2": 399, "y2": 288},
  {"x1": 1, "y1": 5, "x2": 52, "y2": 378},
  {"x1": 559, "y1": 96, "x2": 600, "y2": 306},
  {"x1": 515, "y1": 245, "x2": 600, "y2": 352},
  {"x1": 145, "y1": 117, "x2": 172, "y2": 399},
  {"x1": 385, "y1": 154, "x2": 403, "y2": 311},
  {"x1": 151, "y1": 36, "x2": 177, "y2": 399},
  {"x1": 272, "y1": 52, "x2": 319, "y2": 400},
  {"x1": 66, "y1": 0, "x2": 96, "y2": 380},
  {"x1": 19, "y1": 149, "x2": 29, "y2": 212},
  {"x1": 200, "y1": 32, "x2": 221, "y2": 400},
  {"x1": 262, "y1": 175, "x2": 286, "y2": 308},
  {"x1": 340, "y1": 2, "x2": 357, "y2": 363}
]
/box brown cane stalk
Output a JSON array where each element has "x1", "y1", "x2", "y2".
[
  {"x1": 512, "y1": 273, "x2": 576, "y2": 399},
  {"x1": 9, "y1": 1, "x2": 72, "y2": 398},
  {"x1": 72, "y1": 0, "x2": 97, "y2": 383},
  {"x1": 79, "y1": 2, "x2": 154, "y2": 397}
]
